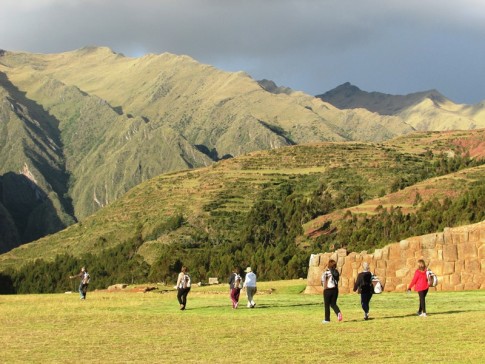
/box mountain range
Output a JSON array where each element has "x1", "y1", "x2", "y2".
[{"x1": 1, "y1": 47, "x2": 485, "y2": 255}]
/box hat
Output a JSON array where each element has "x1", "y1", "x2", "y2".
[
  {"x1": 362, "y1": 262, "x2": 370, "y2": 272},
  {"x1": 245, "y1": 267, "x2": 252, "y2": 273}
]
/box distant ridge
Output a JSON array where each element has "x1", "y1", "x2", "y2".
[{"x1": 317, "y1": 82, "x2": 485, "y2": 131}]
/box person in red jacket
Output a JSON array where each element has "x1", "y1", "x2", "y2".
[{"x1": 407, "y1": 259, "x2": 430, "y2": 317}]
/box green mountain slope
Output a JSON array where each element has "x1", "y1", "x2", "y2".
[
  {"x1": 0, "y1": 47, "x2": 419, "y2": 252},
  {"x1": 1, "y1": 129, "x2": 484, "y2": 278}
]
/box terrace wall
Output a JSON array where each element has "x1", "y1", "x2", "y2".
[{"x1": 305, "y1": 220, "x2": 485, "y2": 294}]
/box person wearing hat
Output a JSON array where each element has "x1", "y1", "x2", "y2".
[
  {"x1": 353, "y1": 262, "x2": 374, "y2": 320},
  {"x1": 243, "y1": 267, "x2": 257, "y2": 308}
]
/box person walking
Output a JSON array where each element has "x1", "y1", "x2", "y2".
[
  {"x1": 228, "y1": 267, "x2": 242, "y2": 309},
  {"x1": 321, "y1": 259, "x2": 342, "y2": 323},
  {"x1": 407, "y1": 259, "x2": 430, "y2": 317},
  {"x1": 69, "y1": 266, "x2": 90, "y2": 300},
  {"x1": 353, "y1": 262, "x2": 374, "y2": 320},
  {"x1": 176, "y1": 266, "x2": 191, "y2": 310},
  {"x1": 243, "y1": 267, "x2": 257, "y2": 308}
]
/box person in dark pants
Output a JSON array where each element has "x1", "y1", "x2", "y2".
[
  {"x1": 176, "y1": 266, "x2": 191, "y2": 310},
  {"x1": 408, "y1": 259, "x2": 430, "y2": 317},
  {"x1": 321, "y1": 259, "x2": 342, "y2": 323},
  {"x1": 228, "y1": 267, "x2": 242, "y2": 309},
  {"x1": 69, "y1": 266, "x2": 90, "y2": 300},
  {"x1": 353, "y1": 262, "x2": 374, "y2": 320}
]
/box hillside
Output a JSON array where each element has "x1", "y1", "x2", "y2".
[
  {"x1": 317, "y1": 82, "x2": 485, "y2": 130},
  {"x1": 0, "y1": 47, "x2": 415, "y2": 252},
  {"x1": 1, "y1": 129, "x2": 485, "y2": 288}
]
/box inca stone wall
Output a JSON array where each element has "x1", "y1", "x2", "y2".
[{"x1": 305, "y1": 220, "x2": 485, "y2": 294}]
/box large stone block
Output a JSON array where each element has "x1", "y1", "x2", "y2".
[
  {"x1": 468, "y1": 228, "x2": 481, "y2": 243},
  {"x1": 418, "y1": 249, "x2": 438, "y2": 260},
  {"x1": 443, "y1": 227, "x2": 452, "y2": 245},
  {"x1": 454, "y1": 284, "x2": 465, "y2": 291},
  {"x1": 309, "y1": 254, "x2": 320, "y2": 267},
  {"x1": 389, "y1": 244, "x2": 402, "y2": 260},
  {"x1": 307, "y1": 267, "x2": 323, "y2": 286},
  {"x1": 441, "y1": 282, "x2": 455, "y2": 291},
  {"x1": 421, "y1": 233, "x2": 438, "y2": 249},
  {"x1": 319, "y1": 254, "x2": 330, "y2": 268},
  {"x1": 387, "y1": 259, "x2": 404, "y2": 272},
  {"x1": 454, "y1": 259, "x2": 465, "y2": 273},
  {"x1": 472, "y1": 273, "x2": 485, "y2": 285},
  {"x1": 464, "y1": 259, "x2": 481, "y2": 274},
  {"x1": 407, "y1": 237, "x2": 422, "y2": 252},
  {"x1": 341, "y1": 262, "x2": 353, "y2": 276},
  {"x1": 443, "y1": 244, "x2": 458, "y2": 262},
  {"x1": 443, "y1": 261, "x2": 455, "y2": 275},
  {"x1": 395, "y1": 267, "x2": 410, "y2": 278},
  {"x1": 457, "y1": 243, "x2": 478, "y2": 259},
  {"x1": 452, "y1": 230, "x2": 468, "y2": 244},
  {"x1": 449, "y1": 273, "x2": 461, "y2": 285},
  {"x1": 464, "y1": 282, "x2": 481, "y2": 290},
  {"x1": 373, "y1": 249, "x2": 383, "y2": 260},
  {"x1": 428, "y1": 261, "x2": 444, "y2": 275},
  {"x1": 399, "y1": 239, "x2": 409, "y2": 250},
  {"x1": 377, "y1": 260, "x2": 387, "y2": 269},
  {"x1": 375, "y1": 267, "x2": 386, "y2": 278}
]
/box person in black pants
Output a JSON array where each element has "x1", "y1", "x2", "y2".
[
  {"x1": 353, "y1": 262, "x2": 374, "y2": 320},
  {"x1": 176, "y1": 266, "x2": 191, "y2": 310},
  {"x1": 321, "y1": 259, "x2": 343, "y2": 323}
]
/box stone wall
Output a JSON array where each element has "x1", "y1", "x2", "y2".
[{"x1": 305, "y1": 220, "x2": 485, "y2": 294}]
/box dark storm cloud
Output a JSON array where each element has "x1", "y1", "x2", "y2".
[{"x1": 1, "y1": 0, "x2": 484, "y2": 103}]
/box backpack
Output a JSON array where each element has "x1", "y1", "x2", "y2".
[
  {"x1": 326, "y1": 268, "x2": 339, "y2": 289},
  {"x1": 426, "y1": 269, "x2": 438, "y2": 287},
  {"x1": 182, "y1": 274, "x2": 191, "y2": 289},
  {"x1": 234, "y1": 274, "x2": 242, "y2": 289},
  {"x1": 372, "y1": 276, "x2": 383, "y2": 294}
]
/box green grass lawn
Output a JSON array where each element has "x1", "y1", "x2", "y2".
[{"x1": 1, "y1": 280, "x2": 484, "y2": 363}]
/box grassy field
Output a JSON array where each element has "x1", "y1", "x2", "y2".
[{"x1": 1, "y1": 280, "x2": 484, "y2": 363}]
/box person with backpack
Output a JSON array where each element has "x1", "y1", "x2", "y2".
[
  {"x1": 321, "y1": 259, "x2": 343, "y2": 323},
  {"x1": 407, "y1": 259, "x2": 430, "y2": 317},
  {"x1": 228, "y1": 267, "x2": 242, "y2": 309},
  {"x1": 353, "y1": 262, "x2": 374, "y2": 320},
  {"x1": 69, "y1": 266, "x2": 90, "y2": 300},
  {"x1": 176, "y1": 266, "x2": 191, "y2": 310}
]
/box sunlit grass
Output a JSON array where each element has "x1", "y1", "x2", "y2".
[{"x1": 1, "y1": 280, "x2": 484, "y2": 363}]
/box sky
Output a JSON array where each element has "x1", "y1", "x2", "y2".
[{"x1": 1, "y1": 0, "x2": 485, "y2": 104}]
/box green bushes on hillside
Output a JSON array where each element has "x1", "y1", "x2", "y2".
[{"x1": 314, "y1": 181, "x2": 485, "y2": 253}]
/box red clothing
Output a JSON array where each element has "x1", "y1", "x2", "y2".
[{"x1": 409, "y1": 269, "x2": 429, "y2": 292}]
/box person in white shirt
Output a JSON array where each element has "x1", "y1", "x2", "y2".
[{"x1": 243, "y1": 267, "x2": 257, "y2": 308}]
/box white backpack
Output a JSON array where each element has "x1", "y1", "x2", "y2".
[
  {"x1": 426, "y1": 269, "x2": 438, "y2": 287},
  {"x1": 372, "y1": 277, "x2": 383, "y2": 294}
]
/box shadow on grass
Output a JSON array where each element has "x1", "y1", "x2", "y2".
[{"x1": 183, "y1": 302, "x2": 322, "y2": 310}]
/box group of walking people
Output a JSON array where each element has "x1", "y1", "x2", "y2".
[
  {"x1": 175, "y1": 266, "x2": 257, "y2": 310},
  {"x1": 321, "y1": 258, "x2": 434, "y2": 323},
  {"x1": 69, "y1": 259, "x2": 432, "y2": 321}
]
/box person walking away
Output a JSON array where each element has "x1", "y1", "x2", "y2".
[
  {"x1": 353, "y1": 262, "x2": 374, "y2": 320},
  {"x1": 176, "y1": 266, "x2": 191, "y2": 310},
  {"x1": 321, "y1": 259, "x2": 342, "y2": 323},
  {"x1": 407, "y1": 259, "x2": 430, "y2": 317},
  {"x1": 69, "y1": 266, "x2": 90, "y2": 300},
  {"x1": 228, "y1": 267, "x2": 242, "y2": 309},
  {"x1": 243, "y1": 267, "x2": 257, "y2": 308}
]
